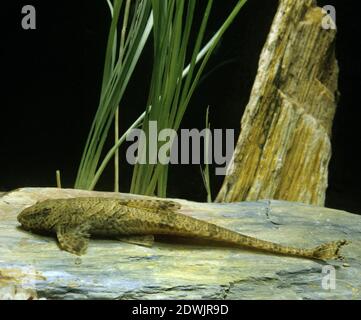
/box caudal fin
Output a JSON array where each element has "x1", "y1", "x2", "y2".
[{"x1": 310, "y1": 240, "x2": 350, "y2": 261}]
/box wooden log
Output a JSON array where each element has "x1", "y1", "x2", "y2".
[
  {"x1": 216, "y1": 0, "x2": 339, "y2": 206},
  {"x1": 0, "y1": 188, "x2": 360, "y2": 300}
]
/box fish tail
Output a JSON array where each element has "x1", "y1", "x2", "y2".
[
  {"x1": 230, "y1": 231, "x2": 350, "y2": 261},
  {"x1": 307, "y1": 240, "x2": 350, "y2": 261}
]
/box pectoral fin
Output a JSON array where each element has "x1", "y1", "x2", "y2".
[
  {"x1": 56, "y1": 224, "x2": 90, "y2": 255},
  {"x1": 117, "y1": 235, "x2": 154, "y2": 247}
]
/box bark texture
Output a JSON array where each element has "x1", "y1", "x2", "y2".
[{"x1": 216, "y1": 0, "x2": 339, "y2": 205}]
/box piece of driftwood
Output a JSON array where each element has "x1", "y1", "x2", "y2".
[
  {"x1": 217, "y1": 0, "x2": 339, "y2": 206},
  {"x1": 0, "y1": 188, "x2": 360, "y2": 300}
]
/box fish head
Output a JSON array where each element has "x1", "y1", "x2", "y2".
[{"x1": 17, "y1": 199, "x2": 62, "y2": 232}]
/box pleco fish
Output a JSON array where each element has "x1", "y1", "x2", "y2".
[{"x1": 17, "y1": 197, "x2": 349, "y2": 260}]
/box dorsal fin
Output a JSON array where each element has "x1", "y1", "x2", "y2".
[{"x1": 116, "y1": 198, "x2": 181, "y2": 212}]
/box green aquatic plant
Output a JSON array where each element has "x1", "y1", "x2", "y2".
[
  {"x1": 131, "y1": 0, "x2": 247, "y2": 197},
  {"x1": 75, "y1": 0, "x2": 247, "y2": 198},
  {"x1": 201, "y1": 107, "x2": 212, "y2": 203},
  {"x1": 75, "y1": 0, "x2": 153, "y2": 190}
]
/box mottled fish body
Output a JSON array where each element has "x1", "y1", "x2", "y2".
[{"x1": 18, "y1": 197, "x2": 348, "y2": 259}]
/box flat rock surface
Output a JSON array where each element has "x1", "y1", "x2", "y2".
[{"x1": 0, "y1": 188, "x2": 360, "y2": 300}]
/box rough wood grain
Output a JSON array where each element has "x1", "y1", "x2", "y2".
[
  {"x1": 1, "y1": 188, "x2": 360, "y2": 300},
  {"x1": 217, "y1": 0, "x2": 339, "y2": 206}
]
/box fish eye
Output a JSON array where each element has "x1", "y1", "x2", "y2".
[
  {"x1": 36, "y1": 207, "x2": 52, "y2": 217},
  {"x1": 29, "y1": 207, "x2": 51, "y2": 219},
  {"x1": 42, "y1": 207, "x2": 52, "y2": 214}
]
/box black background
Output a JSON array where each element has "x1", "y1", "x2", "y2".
[
  {"x1": 1, "y1": 0, "x2": 360, "y2": 214},
  {"x1": 0, "y1": 299, "x2": 355, "y2": 317}
]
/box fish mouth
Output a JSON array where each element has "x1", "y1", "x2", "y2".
[
  {"x1": 17, "y1": 219, "x2": 32, "y2": 231},
  {"x1": 19, "y1": 224, "x2": 31, "y2": 231},
  {"x1": 17, "y1": 209, "x2": 33, "y2": 229},
  {"x1": 17, "y1": 213, "x2": 25, "y2": 225}
]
